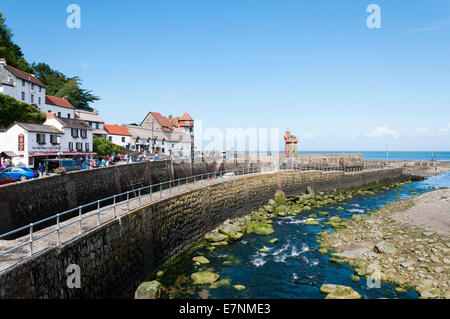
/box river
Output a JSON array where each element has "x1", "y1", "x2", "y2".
[{"x1": 157, "y1": 172, "x2": 450, "y2": 299}]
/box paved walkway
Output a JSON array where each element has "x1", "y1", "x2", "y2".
[{"x1": 0, "y1": 172, "x2": 256, "y2": 273}]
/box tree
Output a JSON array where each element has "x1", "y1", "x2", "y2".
[
  {"x1": 93, "y1": 137, "x2": 124, "y2": 156},
  {"x1": 0, "y1": 93, "x2": 46, "y2": 128},
  {"x1": 32, "y1": 63, "x2": 100, "y2": 111},
  {"x1": 0, "y1": 13, "x2": 33, "y2": 73}
]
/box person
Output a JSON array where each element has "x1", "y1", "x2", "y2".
[
  {"x1": 90, "y1": 159, "x2": 96, "y2": 169},
  {"x1": 100, "y1": 158, "x2": 106, "y2": 167},
  {"x1": 37, "y1": 163, "x2": 44, "y2": 177}
]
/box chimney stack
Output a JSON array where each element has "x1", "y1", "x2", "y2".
[{"x1": 46, "y1": 113, "x2": 56, "y2": 119}]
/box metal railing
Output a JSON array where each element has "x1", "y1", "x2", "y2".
[
  {"x1": 280, "y1": 162, "x2": 386, "y2": 172},
  {"x1": 0, "y1": 166, "x2": 261, "y2": 262}
]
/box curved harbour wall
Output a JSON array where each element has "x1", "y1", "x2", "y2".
[{"x1": 0, "y1": 168, "x2": 407, "y2": 299}]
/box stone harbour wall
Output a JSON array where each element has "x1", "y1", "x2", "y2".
[
  {"x1": 0, "y1": 168, "x2": 407, "y2": 299},
  {"x1": 0, "y1": 158, "x2": 252, "y2": 235}
]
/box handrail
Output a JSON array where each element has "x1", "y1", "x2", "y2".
[{"x1": 0, "y1": 166, "x2": 260, "y2": 261}]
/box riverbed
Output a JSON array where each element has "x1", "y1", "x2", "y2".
[{"x1": 157, "y1": 172, "x2": 450, "y2": 299}]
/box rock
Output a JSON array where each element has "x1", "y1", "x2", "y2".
[
  {"x1": 306, "y1": 186, "x2": 315, "y2": 195},
  {"x1": 319, "y1": 248, "x2": 328, "y2": 254},
  {"x1": 259, "y1": 248, "x2": 270, "y2": 253},
  {"x1": 209, "y1": 278, "x2": 232, "y2": 289},
  {"x1": 156, "y1": 271, "x2": 164, "y2": 279},
  {"x1": 320, "y1": 284, "x2": 362, "y2": 299},
  {"x1": 191, "y1": 272, "x2": 220, "y2": 285},
  {"x1": 192, "y1": 256, "x2": 210, "y2": 264},
  {"x1": 319, "y1": 211, "x2": 329, "y2": 216},
  {"x1": 211, "y1": 240, "x2": 228, "y2": 246},
  {"x1": 248, "y1": 223, "x2": 274, "y2": 235},
  {"x1": 375, "y1": 241, "x2": 397, "y2": 254},
  {"x1": 134, "y1": 281, "x2": 161, "y2": 299},
  {"x1": 419, "y1": 289, "x2": 439, "y2": 299},
  {"x1": 395, "y1": 287, "x2": 407, "y2": 293},
  {"x1": 352, "y1": 214, "x2": 362, "y2": 221},
  {"x1": 350, "y1": 275, "x2": 360, "y2": 282},
  {"x1": 222, "y1": 261, "x2": 232, "y2": 265},
  {"x1": 234, "y1": 284, "x2": 246, "y2": 291},
  {"x1": 332, "y1": 248, "x2": 371, "y2": 259},
  {"x1": 305, "y1": 219, "x2": 320, "y2": 225},
  {"x1": 268, "y1": 199, "x2": 276, "y2": 206},
  {"x1": 400, "y1": 260, "x2": 414, "y2": 268},
  {"x1": 337, "y1": 206, "x2": 344, "y2": 211},
  {"x1": 327, "y1": 216, "x2": 342, "y2": 223},
  {"x1": 307, "y1": 213, "x2": 318, "y2": 218},
  {"x1": 274, "y1": 190, "x2": 287, "y2": 205},
  {"x1": 269, "y1": 238, "x2": 278, "y2": 244},
  {"x1": 205, "y1": 231, "x2": 228, "y2": 242}
]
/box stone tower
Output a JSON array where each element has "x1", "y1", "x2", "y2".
[{"x1": 283, "y1": 131, "x2": 298, "y2": 157}]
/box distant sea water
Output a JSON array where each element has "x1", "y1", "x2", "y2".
[{"x1": 296, "y1": 151, "x2": 450, "y2": 161}]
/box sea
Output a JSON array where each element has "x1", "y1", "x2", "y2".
[{"x1": 295, "y1": 151, "x2": 450, "y2": 161}]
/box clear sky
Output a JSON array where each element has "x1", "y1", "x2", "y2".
[{"x1": 1, "y1": 0, "x2": 449, "y2": 151}]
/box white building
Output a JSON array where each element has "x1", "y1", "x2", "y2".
[
  {"x1": 75, "y1": 109, "x2": 108, "y2": 138},
  {"x1": 0, "y1": 58, "x2": 46, "y2": 108},
  {"x1": 0, "y1": 122, "x2": 63, "y2": 168},
  {"x1": 44, "y1": 113, "x2": 95, "y2": 158},
  {"x1": 104, "y1": 124, "x2": 133, "y2": 149},
  {"x1": 44, "y1": 95, "x2": 76, "y2": 119}
]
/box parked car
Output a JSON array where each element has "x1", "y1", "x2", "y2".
[
  {"x1": 1, "y1": 167, "x2": 39, "y2": 181},
  {"x1": 222, "y1": 172, "x2": 235, "y2": 178},
  {"x1": 0, "y1": 172, "x2": 16, "y2": 185},
  {"x1": 41, "y1": 159, "x2": 80, "y2": 173}
]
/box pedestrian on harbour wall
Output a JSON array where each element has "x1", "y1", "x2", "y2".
[
  {"x1": 37, "y1": 163, "x2": 44, "y2": 177},
  {"x1": 101, "y1": 158, "x2": 106, "y2": 167}
]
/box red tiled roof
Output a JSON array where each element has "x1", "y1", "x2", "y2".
[
  {"x1": 179, "y1": 112, "x2": 193, "y2": 121},
  {"x1": 4, "y1": 64, "x2": 46, "y2": 87},
  {"x1": 104, "y1": 124, "x2": 132, "y2": 136},
  {"x1": 150, "y1": 112, "x2": 174, "y2": 130},
  {"x1": 45, "y1": 95, "x2": 74, "y2": 109}
]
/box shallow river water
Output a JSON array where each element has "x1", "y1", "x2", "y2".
[{"x1": 158, "y1": 172, "x2": 450, "y2": 299}]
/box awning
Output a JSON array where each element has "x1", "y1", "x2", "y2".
[
  {"x1": 29, "y1": 152, "x2": 97, "y2": 157},
  {"x1": 1, "y1": 151, "x2": 18, "y2": 157}
]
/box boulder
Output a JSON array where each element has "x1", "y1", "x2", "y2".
[
  {"x1": 209, "y1": 278, "x2": 232, "y2": 289},
  {"x1": 305, "y1": 219, "x2": 320, "y2": 226},
  {"x1": 274, "y1": 190, "x2": 287, "y2": 205},
  {"x1": 248, "y1": 223, "x2": 274, "y2": 235},
  {"x1": 234, "y1": 285, "x2": 246, "y2": 291},
  {"x1": 320, "y1": 284, "x2": 362, "y2": 299},
  {"x1": 375, "y1": 241, "x2": 397, "y2": 254},
  {"x1": 307, "y1": 213, "x2": 318, "y2": 218},
  {"x1": 205, "y1": 232, "x2": 228, "y2": 242},
  {"x1": 192, "y1": 256, "x2": 210, "y2": 264},
  {"x1": 269, "y1": 238, "x2": 278, "y2": 244},
  {"x1": 306, "y1": 186, "x2": 315, "y2": 195},
  {"x1": 319, "y1": 211, "x2": 329, "y2": 216},
  {"x1": 191, "y1": 272, "x2": 219, "y2": 285},
  {"x1": 134, "y1": 281, "x2": 161, "y2": 299},
  {"x1": 331, "y1": 248, "x2": 371, "y2": 259}
]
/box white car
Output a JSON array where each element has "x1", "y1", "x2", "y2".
[{"x1": 223, "y1": 172, "x2": 235, "y2": 178}]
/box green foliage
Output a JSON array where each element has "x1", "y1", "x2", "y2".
[
  {"x1": 93, "y1": 136, "x2": 124, "y2": 156},
  {"x1": 0, "y1": 93, "x2": 46, "y2": 128},
  {"x1": 0, "y1": 13, "x2": 33, "y2": 73},
  {"x1": 32, "y1": 63, "x2": 100, "y2": 111}
]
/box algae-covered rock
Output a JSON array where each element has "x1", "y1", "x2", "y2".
[
  {"x1": 134, "y1": 281, "x2": 161, "y2": 299},
  {"x1": 319, "y1": 211, "x2": 329, "y2": 216},
  {"x1": 320, "y1": 284, "x2": 339, "y2": 294},
  {"x1": 269, "y1": 238, "x2": 278, "y2": 244},
  {"x1": 234, "y1": 284, "x2": 246, "y2": 291},
  {"x1": 307, "y1": 213, "x2": 318, "y2": 218},
  {"x1": 327, "y1": 216, "x2": 342, "y2": 223},
  {"x1": 192, "y1": 256, "x2": 210, "y2": 264},
  {"x1": 156, "y1": 270, "x2": 164, "y2": 279},
  {"x1": 248, "y1": 222, "x2": 274, "y2": 235},
  {"x1": 209, "y1": 278, "x2": 232, "y2": 289},
  {"x1": 319, "y1": 248, "x2": 328, "y2": 254},
  {"x1": 305, "y1": 219, "x2": 320, "y2": 226},
  {"x1": 350, "y1": 275, "x2": 360, "y2": 282},
  {"x1": 324, "y1": 285, "x2": 362, "y2": 299},
  {"x1": 205, "y1": 231, "x2": 228, "y2": 242},
  {"x1": 259, "y1": 248, "x2": 270, "y2": 253},
  {"x1": 274, "y1": 189, "x2": 287, "y2": 205},
  {"x1": 191, "y1": 272, "x2": 219, "y2": 285}
]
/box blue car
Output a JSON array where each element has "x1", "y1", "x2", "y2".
[{"x1": 2, "y1": 167, "x2": 39, "y2": 181}]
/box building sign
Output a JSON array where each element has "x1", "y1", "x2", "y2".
[{"x1": 18, "y1": 134, "x2": 24, "y2": 152}]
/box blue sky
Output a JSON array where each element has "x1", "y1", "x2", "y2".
[{"x1": 1, "y1": 0, "x2": 449, "y2": 151}]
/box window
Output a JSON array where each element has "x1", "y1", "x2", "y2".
[
  {"x1": 162, "y1": 147, "x2": 165, "y2": 153},
  {"x1": 57, "y1": 112, "x2": 61, "y2": 117},
  {"x1": 85, "y1": 143, "x2": 89, "y2": 151},
  {"x1": 89, "y1": 122, "x2": 92, "y2": 127},
  {"x1": 22, "y1": 80, "x2": 25, "y2": 87},
  {"x1": 76, "y1": 142, "x2": 83, "y2": 151},
  {"x1": 172, "y1": 144, "x2": 175, "y2": 148},
  {"x1": 71, "y1": 128, "x2": 79, "y2": 138},
  {"x1": 80, "y1": 129, "x2": 87, "y2": 138},
  {"x1": 36, "y1": 133, "x2": 46, "y2": 144},
  {"x1": 96, "y1": 123, "x2": 99, "y2": 129},
  {"x1": 21, "y1": 92, "x2": 25, "y2": 101},
  {"x1": 31, "y1": 94, "x2": 34, "y2": 104},
  {"x1": 31, "y1": 83, "x2": 34, "y2": 90},
  {"x1": 162, "y1": 139, "x2": 165, "y2": 145},
  {"x1": 108, "y1": 136, "x2": 112, "y2": 141},
  {"x1": 38, "y1": 97, "x2": 41, "y2": 105},
  {"x1": 67, "y1": 114, "x2": 71, "y2": 119},
  {"x1": 39, "y1": 86, "x2": 41, "y2": 93},
  {"x1": 122, "y1": 137, "x2": 125, "y2": 142},
  {"x1": 69, "y1": 142, "x2": 74, "y2": 150},
  {"x1": 50, "y1": 135, "x2": 60, "y2": 145}
]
